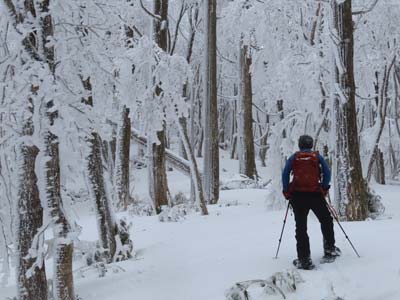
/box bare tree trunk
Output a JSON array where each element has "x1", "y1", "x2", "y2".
[
  {"x1": 17, "y1": 142, "x2": 48, "y2": 300},
  {"x1": 203, "y1": 0, "x2": 219, "y2": 204},
  {"x1": 178, "y1": 118, "x2": 208, "y2": 215},
  {"x1": 81, "y1": 77, "x2": 118, "y2": 262},
  {"x1": 196, "y1": 95, "x2": 204, "y2": 158},
  {"x1": 88, "y1": 132, "x2": 117, "y2": 262},
  {"x1": 366, "y1": 58, "x2": 396, "y2": 182},
  {"x1": 277, "y1": 99, "x2": 286, "y2": 138},
  {"x1": 331, "y1": 0, "x2": 368, "y2": 221},
  {"x1": 238, "y1": 43, "x2": 257, "y2": 179},
  {"x1": 149, "y1": 0, "x2": 170, "y2": 214},
  {"x1": 115, "y1": 106, "x2": 132, "y2": 210},
  {"x1": 373, "y1": 148, "x2": 385, "y2": 184},
  {"x1": 230, "y1": 92, "x2": 238, "y2": 160},
  {"x1": 256, "y1": 111, "x2": 268, "y2": 167}
]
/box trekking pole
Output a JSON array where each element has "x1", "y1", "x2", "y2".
[
  {"x1": 274, "y1": 202, "x2": 291, "y2": 259},
  {"x1": 325, "y1": 194, "x2": 361, "y2": 258}
]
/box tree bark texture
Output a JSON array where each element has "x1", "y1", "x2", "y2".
[
  {"x1": 10, "y1": 1, "x2": 49, "y2": 298},
  {"x1": 149, "y1": 0, "x2": 170, "y2": 213},
  {"x1": 331, "y1": 0, "x2": 368, "y2": 221},
  {"x1": 238, "y1": 44, "x2": 257, "y2": 179},
  {"x1": 41, "y1": 1, "x2": 75, "y2": 297},
  {"x1": 148, "y1": 130, "x2": 170, "y2": 213},
  {"x1": 115, "y1": 106, "x2": 132, "y2": 210},
  {"x1": 45, "y1": 131, "x2": 74, "y2": 300},
  {"x1": 203, "y1": 0, "x2": 219, "y2": 204},
  {"x1": 373, "y1": 148, "x2": 385, "y2": 184},
  {"x1": 17, "y1": 143, "x2": 48, "y2": 300},
  {"x1": 87, "y1": 132, "x2": 118, "y2": 262},
  {"x1": 81, "y1": 73, "x2": 119, "y2": 262}
]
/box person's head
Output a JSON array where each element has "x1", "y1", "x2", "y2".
[{"x1": 298, "y1": 135, "x2": 313, "y2": 150}]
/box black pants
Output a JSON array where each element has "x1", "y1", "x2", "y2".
[{"x1": 289, "y1": 192, "x2": 335, "y2": 259}]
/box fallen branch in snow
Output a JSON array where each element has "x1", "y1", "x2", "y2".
[
  {"x1": 226, "y1": 270, "x2": 347, "y2": 300},
  {"x1": 225, "y1": 270, "x2": 304, "y2": 300},
  {"x1": 221, "y1": 175, "x2": 271, "y2": 190},
  {"x1": 131, "y1": 128, "x2": 191, "y2": 177}
]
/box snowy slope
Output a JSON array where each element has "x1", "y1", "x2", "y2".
[{"x1": 1, "y1": 160, "x2": 400, "y2": 300}]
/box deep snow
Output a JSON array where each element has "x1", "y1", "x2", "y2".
[{"x1": 1, "y1": 158, "x2": 400, "y2": 300}]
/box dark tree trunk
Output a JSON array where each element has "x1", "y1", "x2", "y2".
[
  {"x1": 203, "y1": 0, "x2": 219, "y2": 204},
  {"x1": 373, "y1": 148, "x2": 386, "y2": 184},
  {"x1": 17, "y1": 143, "x2": 48, "y2": 300},
  {"x1": 150, "y1": 0, "x2": 170, "y2": 213},
  {"x1": 230, "y1": 94, "x2": 238, "y2": 160},
  {"x1": 238, "y1": 43, "x2": 257, "y2": 179},
  {"x1": 115, "y1": 106, "x2": 132, "y2": 210},
  {"x1": 332, "y1": 0, "x2": 368, "y2": 220}
]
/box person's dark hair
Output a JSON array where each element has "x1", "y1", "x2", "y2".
[{"x1": 298, "y1": 135, "x2": 314, "y2": 149}]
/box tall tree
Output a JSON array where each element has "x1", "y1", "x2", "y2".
[
  {"x1": 17, "y1": 125, "x2": 48, "y2": 300},
  {"x1": 115, "y1": 106, "x2": 132, "y2": 210},
  {"x1": 203, "y1": 0, "x2": 219, "y2": 204},
  {"x1": 80, "y1": 76, "x2": 118, "y2": 262},
  {"x1": 238, "y1": 41, "x2": 257, "y2": 179},
  {"x1": 331, "y1": 0, "x2": 368, "y2": 220},
  {"x1": 149, "y1": 0, "x2": 170, "y2": 214},
  {"x1": 5, "y1": 0, "x2": 50, "y2": 296}
]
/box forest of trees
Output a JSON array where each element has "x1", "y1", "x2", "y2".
[{"x1": 0, "y1": 0, "x2": 398, "y2": 299}]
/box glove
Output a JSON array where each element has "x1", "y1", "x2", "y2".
[
  {"x1": 283, "y1": 191, "x2": 292, "y2": 200},
  {"x1": 321, "y1": 185, "x2": 330, "y2": 197}
]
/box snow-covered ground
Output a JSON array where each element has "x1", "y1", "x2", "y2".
[{"x1": 2, "y1": 159, "x2": 400, "y2": 300}]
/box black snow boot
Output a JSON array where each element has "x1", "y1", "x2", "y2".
[
  {"x1": 324, "y1": 246, "x2": 341, "y2": 258},
  {"x1": 321, "y1": 246, "x2": 341, "y2": 263},
  {"x1": 293, "y1": 257, "x2": 315, "y2": 270}
]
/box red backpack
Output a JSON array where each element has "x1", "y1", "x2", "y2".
[{"x1": 290, "y1": 151, "x2": 321, "y2": 193}]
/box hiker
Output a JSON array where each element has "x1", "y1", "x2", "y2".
[{"x1": 281, "y1": 135, "x2": 340, "y2": 270}]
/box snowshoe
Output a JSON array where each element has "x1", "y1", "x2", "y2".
[
  {"x1": 320, "y1": 255, "x2": 337, "y2": 264},
  {"x1": 293, "y1": 257, "x2": 315, "y2": 270},
  {"x1": 321, "y1": 246, "x2": 341, "y2": 264}
]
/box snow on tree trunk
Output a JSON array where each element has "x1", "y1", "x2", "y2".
[
  {"x1": 365, "y1": 58, "x2": 396, "y2": 183},
  {"x1": 331, "y1": 0, "x2": 368, "y2": 220},
  {"x1": 17, "y1": 141, "x2": 48, "y2": 300},
  {"x1": 203, "y1": 0, "x2": 220, "y2": 204},
  {"x1": 148, "y1": 0, "x2": 170, "y2": 214},
  {"x1": 41, "y1": 1, "x2": 75, "y2": 297},
  {"x1": 178, "y1": 118, "x2": 208, "y2": 215},
  {"x1": 148, "y1": 130, "x2": 170, "y2": 213},
  {"x1": 82, "y1": 76, "x2": 118, "y2": 262},
  {"x1": 44, "y1": 130, "x2": 74, "y2": 300},
  {"x1": 238, "y1": 42, "x2": 257, "y2": 179},
  {"x1": 114, "y1": 106, "x2": 132, "y2": 210},
  {"x1": 87, "y1": 132, "x2": 118, "y2": 262},
  {"x1": 9, "y1": 0, "x2": 50, "y2": 297}
]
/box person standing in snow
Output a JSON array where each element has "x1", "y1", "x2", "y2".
[{"x1": 281, "y1": 135, "x2": 341, "y2": 270}]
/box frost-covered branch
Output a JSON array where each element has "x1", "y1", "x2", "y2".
[{"x1": 352, "y1": 0, "x2": 379, "y2": 15}]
